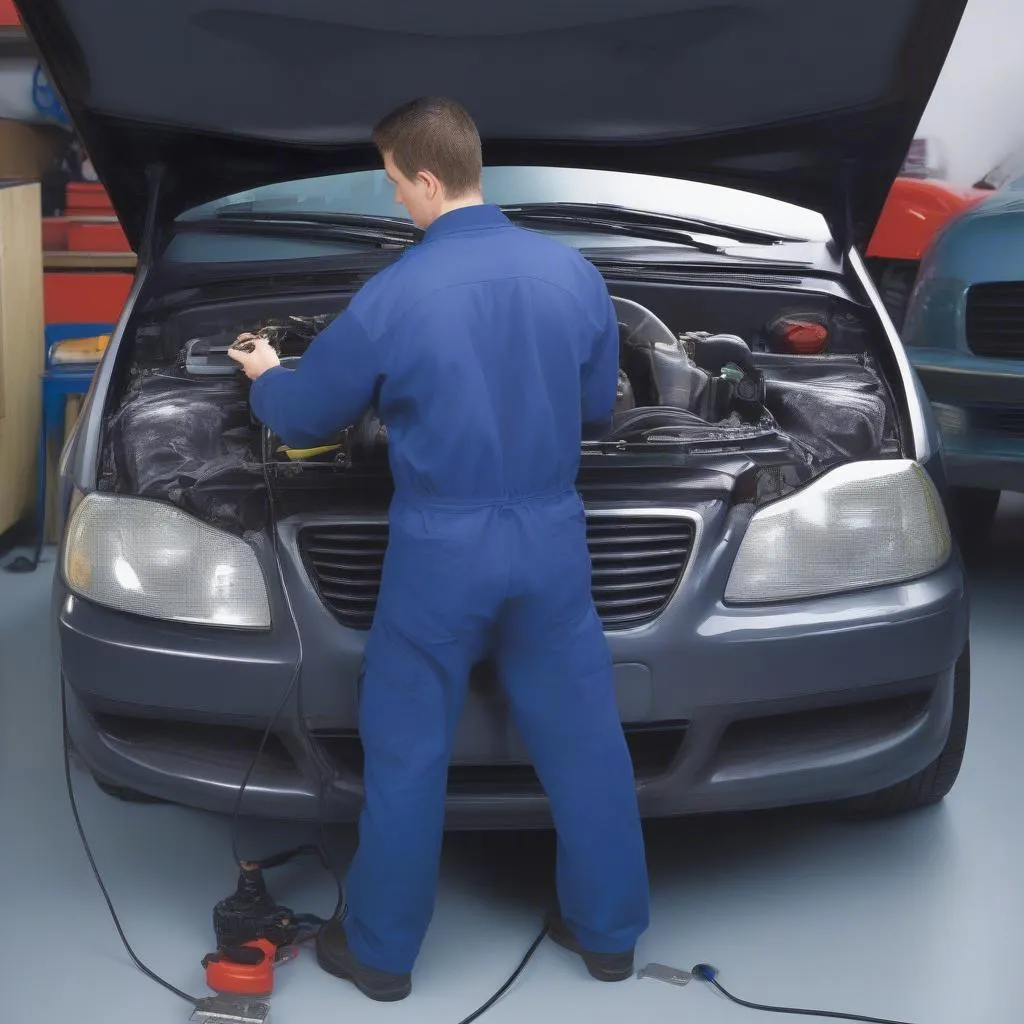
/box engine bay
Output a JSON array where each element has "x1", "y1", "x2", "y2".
[{"x1": 99, "y1": 278, "x2": 902, "y2": 532}]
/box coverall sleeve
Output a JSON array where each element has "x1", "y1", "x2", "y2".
[
  {"x1": 249, "y1": 311, "x2": 381, "y2": 449},
  {"x1": 581, "y1": 290, "x2": 620, "y2": 440}
]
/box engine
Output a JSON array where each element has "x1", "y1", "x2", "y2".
[
  {"x1": 147, "y1": 294, "x2": 890, "y2": 478},
  {"x1": 254, "y1": 297, "x2": 769, "y2": 464},
  {"x1": 610, "y1": 296, "x2": 767, "y2": 430}
]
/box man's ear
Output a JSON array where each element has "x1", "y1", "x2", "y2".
[{"x1": 418, "y1": 169, "x2": 442, "y2": 198}]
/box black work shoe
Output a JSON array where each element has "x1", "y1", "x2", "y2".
[
  {"x1": 546, "y1": 911, "x2": 635, "y2": 982},
  {"x1": 315, "y1": 917, "x2": 412, "y2": 1002}
]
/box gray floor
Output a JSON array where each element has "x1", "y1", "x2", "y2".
[{"x1": 2, "y1": 499, "x2": 1023, "y2": 1024}]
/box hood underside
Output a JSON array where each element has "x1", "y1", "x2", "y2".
[{"x1": 17, "y1": 0, "x2": 966, "y2": 250}]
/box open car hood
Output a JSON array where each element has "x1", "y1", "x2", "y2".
[{"x1": 17, "y1": 0, "x2": 966, "y2": 251}]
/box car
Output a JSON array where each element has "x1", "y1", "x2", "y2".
[
  {"x1": 901, "y1": 167, "x2": 1024, "y2": 556},
  {"x1": 30, "y1": 0, "x2": 971, "y2": 827},
  {"x1": 863, "y1": 141, "x2": 1024, "y2": 332},
  {"x1": 865, "y1": 172, "x2": 988, "y2": 330}
]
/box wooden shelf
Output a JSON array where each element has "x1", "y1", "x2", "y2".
[
  {"x1": 44, "y1": 250, "x2": 137, "y2": 270},
  {"x1": 52, "y1": 215, "x2": 121, "y2": 224},
  {"x1": 0, "y1": 25, "x2": 36, "y2": 58}
]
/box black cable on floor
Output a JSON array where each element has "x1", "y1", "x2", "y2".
[
  {"x1": 455, "y1": 923, "x2": 550, "y2": 1024},
  {"x1": 60, "y1": 674, "x2": 199, "y2": 1006},
  {"x1": 693, "y1": 964, "x2": 919, "y2": 1024}
]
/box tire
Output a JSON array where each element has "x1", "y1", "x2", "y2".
[
  {"x1": 94, "y1": 776, "x2": 168, "y2": 805},
  {"x1": 835, "y1": 645, "x2": 970, "y2": 818},
  {"x1": 948, "y1": 486, "x2": 1000, "y2": 562},
  {"x1": 875, "y1": 261, "x2": 918, "y2": 331}
]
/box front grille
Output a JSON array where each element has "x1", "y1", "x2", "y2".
[
  {"x1": 586, "y1": 513, "x2": 695, "y2": 628},
  {"x1": 299, "y1": 511, "x2": 695, "y2": 632},
  {"x1": 972, "y1": 406, "x2": 1024, "y2": 438},
  {"x1": 300, "y1": 522, "x2": 388, "y2": 631},
  {"x1": 965, "y1": 282, "x2": 1024, "y2": 359},
  {"x1": 314, "y1": 721, "x2": 688, "y2": 794}
]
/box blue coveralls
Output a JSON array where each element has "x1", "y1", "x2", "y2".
[{"x1": 250, "y1": 203, "x2": 650, "y2": 975}]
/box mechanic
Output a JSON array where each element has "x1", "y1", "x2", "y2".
[{"x1": 228, "y1": 96, "x2": 650, "y2": 1003}]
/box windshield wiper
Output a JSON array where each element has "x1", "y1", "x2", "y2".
[
  {"x1": 501, "y1": 203, "x2": 803, "y2": 248},
  {"x1": 191, "y1": 202, "x2": 799, "y2": 253},
  {"x1": 504, "y1": 207, "x2": 722, "y2": 253},
  {"x1": 206, "y1": 208, "x2": 422, "y2": 247}
]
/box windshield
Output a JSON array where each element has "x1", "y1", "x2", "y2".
[{"x1": 177, "y1": 166, "x2": 830, "y2": 245}]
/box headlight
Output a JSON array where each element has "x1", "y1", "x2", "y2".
[
  {"x1": 62, "y1": 493, "x2": 271, "y2": 628},
  {"x1": 724, "y1": 460, "x2": 951, "y2": 604}
]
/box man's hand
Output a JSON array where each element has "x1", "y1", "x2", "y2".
[{"x1": 228, "y1": 333, "x2": 281, "y2": 380}]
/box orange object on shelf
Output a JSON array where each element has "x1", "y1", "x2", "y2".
[
  {"x1": 50, "y1": 333, "x2": 111, "y2": 365},
  {"x1": 67, "y1": 221, "x2": 130, "y2": 252},
  {"x1": 44, "y1": 271, "x2": 132, "y2": 324},
  {"x1": 0, "y1": 1, "x2": 20, "y2": 26},
  {"x1": 65, "y1": 182, "x2": 114, "y2": 215}
]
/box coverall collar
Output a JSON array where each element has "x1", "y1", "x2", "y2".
[{"x1": 423, "y1": 203, "x2": 510, "y2": 241}]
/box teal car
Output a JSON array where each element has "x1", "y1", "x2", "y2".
[{"x1": 902, "y1": 174, "x2": 1024, "y2": 553}]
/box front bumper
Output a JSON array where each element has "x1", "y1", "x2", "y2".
[
  {"x1": 910, "y1": 351, "x2": 1024, "y2": 493},
  {"x1": 57, "y1": 506, "x2": 970, "y2": 826},
  {"x1": 941, "y1": 450, "x2": 1024, "y2": 494}
]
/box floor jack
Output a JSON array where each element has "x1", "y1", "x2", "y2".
[{"x1": 193, "y1": 851, "x2": 327, "y2": 1024}]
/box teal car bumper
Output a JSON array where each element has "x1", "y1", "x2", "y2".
[
  {"x1": 912, "y1": 350, "x2": 1024, "y2": 492},
  {"x1": 902, "y1": 189, "x2": 1024, "y2": 494}
]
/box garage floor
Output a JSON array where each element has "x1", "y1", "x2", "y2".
[{"x1": 2, "y1": 498, "x2": 1021, "y2": 1024}]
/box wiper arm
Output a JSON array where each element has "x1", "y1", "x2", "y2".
[
  {"x1": 215, "y1": 207, "x2": 419, "y2": 234},
  {"x1": 502, "y1": 203, "x2": 803, "y2": 246},
  {"x1": 506, "y1": 210, "x2": 726, "y2": 254},
  {"x1": 210, "y1": 208, "x2": 422, "y2": 246}
]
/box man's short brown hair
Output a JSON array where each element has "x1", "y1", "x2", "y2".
[{"x1": 372, "y1": 97, "x2": 482, "y2": 198}]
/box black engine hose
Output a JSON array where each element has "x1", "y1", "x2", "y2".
[{"x1": 602, "y1": 405, "x2": 710, "y2": 441}]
